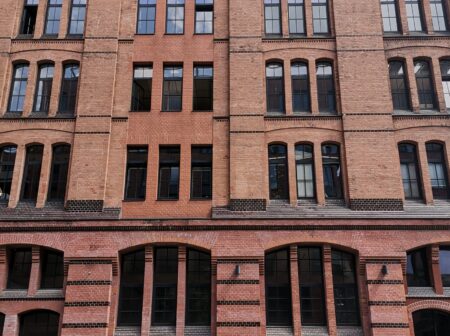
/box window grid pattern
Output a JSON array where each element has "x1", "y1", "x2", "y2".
[
  {"x1": 0, "y1": 146, "x2": 17, "y2": 202},
  {"x1": 389, "y1": 61, "x2": 410, "y2": 110},
  {"x1": 312, "y1": 0, "x2": 329, "y2": 34},
  {"x1": 191, "y1": 146, "x2": 212, "y2": 200},
  {"x1": 265, "y1": 0, "x2": 282, "y2": 35},
  {"x1": 68, "y1": 0, "x2": 86, "y2": 36},
  {"x1": 269, "y1": 144, "x2": 289, "y2": 200},
  {"x1": 59, "y1": 64, "x2": 79, "y2": 114},
  {"x1": 266, "y1": 63, "x2": 285, "y2": 113},
  {"x1": 125, "y1": 147, "x2": 148, "y2": 201},
  {"x1": 405, "y1": 0, "x2": 424, "y2": 32},
  {"x1": 288, "y1": 0, "x2": 305, "y2": 35},
  {"x1": 48, "y1": 145, "x2": 70, "y2": 202},
  {"x1": 322, "y1": 144, "x2": 343, "y2": 199},
  {"x1": 399, "y1": 143, "x2": 422, "y2": 199},
  {"x1": 137, "y1": 0, "x2": 156, "y2": 34},
  {"x1": 407, "y1": 248, "x2": 431, "y2": 287},
  {"x1": 291, "y1": 62, "x2": 310, "y2": 112},
  {"x1": 21, "y1": 145, "x2": 44, "y2": 202},
  {"x1": 40, "y1": 250, "x2": 64, "y2": 289},
  {"x1": 439, "y1": 247, "x2": 450, "y2": 287},
  {"x1": 381, "y1": 0, "x2": 400, "y2": 32},
  {"x1": 193, "y1": 65, "x2": 213, "y2": 111},
  {"x1": 19, "y1": 310, "x2": 59, "y2": 336},
  {"x1": 8, "y1": 64, "x2": 29, "y2": 113},
  {"x1": 7, "y1": 248, "x2": 32, "y2": 289},
  {"x1": 132, "y1": 66, "x2": 152, "y2": 111},
  {"x1": 20, "y1": 0, "x2": 39, "y2": 35},
  {"x1": 162, "y1": 66, "x2": 183, "y2": 111},
  {"x1": 426, "y1": 143, "x2": 449, "y2": 199},
  {"x1": 195, "y1": 0, "x2": 213, "y2": 34},
  {"x1": 441, "y1": 60, "x2": 450, "y2": 109},
  {"x1": 296, "y1": 144, "x2": 315, "y2": 199},
  {"x1": 33, "y1": 64, "x2": 54, "y2": 113},
  {"x1": 166, "y1": 0, "x2": 185, "y2": 34},
  {"x1": 430, "y1": 0, "x2": 448, "y2": 31},
  {"x1": 158, "y1": 146, "x2": 180, "y2": 200},
  {"x1": 45, "y1": 0, "x2": 62, "y2": 35},
  {"x1": 316, "y1": 62, "x2": 336, "y2": 113},
  {"x1": 414, "y1": 60, "x2": 436, "y2": 110}
]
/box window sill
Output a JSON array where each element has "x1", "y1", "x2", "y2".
[
  {"x1": 161, "y1": 110, "x2": 182, "y2": 113},
  {"x1": 156, "y1": 198, "x2": 179, "y2": 201},
  {"x1": 192, "y1": 110, "x2": 213, "y2": 113},
  {"x1": 135, "y1": 33, "x2": 155, "y2": 36},
  {"x1": 129, "y1": 110, "x2": 150, "y2": 113},
  {"x1": 190, "y1": 198, "x2": 212, "y2": 201},
  {"x1": 194, "y1": 32, "x2": 214, "y2": 35},
  {"x1": 164, "y1": 33, "x2": 185, "y2": 36},
  {"x1": 123, "y1": 199, "x2": 146, "y2": 203},
  {"x1": 65, "y1": 34, "x2": 84, "y2": 40}
]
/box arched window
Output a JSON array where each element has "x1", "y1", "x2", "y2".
[
  {"x1": 331, "y1": 249, "x2": 360, "y2": 326},
  {"x1": 58, "y1": 63, "x2": 79, "y2": 114},
  {"x1": 295, "y1": 144, "x2": 315, "y2": 199},
  {"x1": 291, "y1": 62, "x2": 310, "y2": 112},
  {"x1": 316, "y1": 62, "x2": 336, "y2": 113},
  {"x1": 414, "y1": 60, "x2": 436, "y2": 110},
  {"x1": 21, "y1": 145, "x2": 44, "y2": 202},
  {"x1": 389, "y1": 60, "x2": 410, "y2": 110},
  {"x1": 33, "y1": 64, "x2": 54, "y2": 113},
  {"x1": 407, "y1": 248, "x2": 430, "y2": 287},
  {"x1": 426, "y1": 143, "x2": 449, "y2": 199},
  {"x1": 321, "y1": 144, "x2": 343, "y2": 199},
  {"x1": 441, "y1": 60, "x2": 450, "y2": 110},
  {"x1": 268, "y1": 144, "x2": 289, "y2": 200},
  {"x1": 264, "y1": 0, "x2": 282, "y2": 35},
  {"x1": 266, "y1": 63, "x2": 285, "y2": 113},
  {"x1": 439, "y1": 246, "x2": 450, "y2": 287},
  {"x1": 0, "y1": 312, "x2": 4, "y2": 336},
  {"x1": 40, "y1": 249, "x2": 64, "y2": 289},
  {"x1": 0, "y1": 145, "x2": 17, "y2": 202},
  {"x1": 19, "y1": 310, "x2": 59, "y2": 336},
  {"x1": 118, "y1": 249, "x2": 145, "y2": 326},
  {"x1": 265, "y1": 249, "x2": 292, "y2": 326},
  {"x1": 48, "y1": 145, "x2": 71, "y2": 202},
  {"x1": 398, "y1": 143, "x2": 422, "y2": 199},
  {"x1": 8, "y1": 63, "x2": 29, "y2": 113},
  {"x1": 413, "y1": 310, "x2": 450, "y2": 336}
]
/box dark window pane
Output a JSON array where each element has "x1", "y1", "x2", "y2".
[
  {"x1": 407, "y1": 248, "x2": 431, "y2": 287},
  {"x1": 48, "y1": 145, "x2": 70, "y2": 201},
  {"x1": 195, "y1": 0, "x2": 213, "y2": 34},
  {"x1": 158, "y1": 146, "x2": 180, "y2": 200},
  {"x1": 40, "y1": 250, "x2": 64, "y2": 289},
  {"x1": 59, "y1": 64, "x2": 79, "y2": 114},
  {"x1": 291, "y1": 62, "x2": 310, "y2": 112},
  {"x1": 0, "y1": 146, "x2": 17, "y2": 202},
  {"x1": 322, "y1": 144, "x2": 343, "y2": 199},
  {"x1": 166, "y1": 0, "x2": 185, "y2": 34},
  {"x1": 439, "y1": 247, "x2": 450, "y2": 287},
  {"x1": 137, "y1": 0, "x2": 156, "y2": 34},
  {"x1": 0, "y1": 313, "x2": 4, "y2": 336},
  {"x1": 8, "y1": 64, "x2": 29, "y2": 113},
  {"x1": 191, "y1": 146, "x2": 212, "y2": 199},
  {"x1": 389, "y1": 61, "x2": 410, "y2": 110},
  {"x1": 21, "y1": 145, "x2": 44, "y2": 202},
  {"x1": 414, "y1": 60, "x2": 436, "y2": 110},
  {"x1": 33, "y1": 64, "x2": 54, "y2": 113},
  {"x1": 426, "y1": 143, "x2": 449, "y2": 199},
  {"x1": 269, "y1": 144, "x2": 289, "y2": 200},
  {"x1": 19, "y1": 310, "x2": 59, "y2": 336},
  {"x1": 316, "y1": 62, "x2": 336, "y2": 113},
  {"x1": 7, "y1": 248, "x2": 32, "y2": 289},
  {"x1": 132, "y1": 66, "x2": 152, "y2": 111},
  {"x1": 312, "y1": 0, "x2": 329, "y2": 34},
  {"x1": 413, "y1": 309, "x2": 450, "y2": 336},
  {"x1": 162, "y1": 66, "x2": 183, "y2": 111},
  {"x1": 68, "y1": 0, "x2": 86, "y2": 36},
  {"x1": 266, "y1": 63, "x2": 285, "y2": 113},
  {"x1": 193, "y1": 66, "x2": 213, "y2": 111},
  {"x1": 45, "y1": 0, "x2": 62, "y2": 35},
  {"x1": 125, "y1": 147, "x2": 148, "y2": 200},
  {"x1": 399, "y1": 143, "x2": 422, "y2": 199},
  {"x1": 20, "y1": 0, "x2": 39, "y2": 35},
  {"x1": 265, "y1": 0, "x2": 281, "y2": 35}
]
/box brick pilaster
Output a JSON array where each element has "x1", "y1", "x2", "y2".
[
  {"x1": 0, "y1": 247, "x2": 7, "y2": 292},
  {"x1": 27, "y1": 246, "x2": 41, "y2": 296},
  {"x1": 323, "y1": 245, "x2": 337, "y2": 336},
  {"x1": 431, "y1": 244, "x2": 443, "y2": 295},
  {"x1": 141, "y1": 246, "x2": 154, "y2": 336},
  {"x1": 290, "y1": 245, "x2": 301, "y2": 336},
  {"x1": 176, "y1": 246, "x2": 186, "y2": 336}
]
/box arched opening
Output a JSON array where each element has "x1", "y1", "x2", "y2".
[
  {"x1": 268, "y1": 144, "x2": 289, "y2": 200},
  {"x1": 19, "y1": 310, "x2": 60, "y2": 336},
  {"x1": 0, "y1": 312, "x2": 5, "y2": 336},
  {"x1": 413, "y1": 309, "x2": 450, "y2": 336}
]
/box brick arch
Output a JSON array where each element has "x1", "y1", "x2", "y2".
[
  {"x1": 264, "y1": 241, "x2": 359, "y2": 255},
  {"x1": 118, "y1": 242, "x2": 212, "y2": 255},
  {"x1": 408, "y1": 300, "x2": 450, "y2": 314}
]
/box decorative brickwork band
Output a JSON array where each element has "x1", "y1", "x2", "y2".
[
  {"x1": 217, "y1": 259, "x2": 260, "y2": 264},
  {"x1": 68, "y1": 259, "x2": 113, "y2": 265},
  {"x1": 229, "y1": 199, "x2": 266, "y2": 211},
  {"x1": 350, "y1": 199, "x2": 403, "y2": 211},
  {"x1": 217, "y1": 301, "x2": 260, "y2": 305},
  {"x1": 216, "y1": 280, "x2": 259, "y2": 285},
  {"x1": 65, "y1": 301, "x2": 110, "y2": 307},
  {"x1": 66, "y1": 280, "x2": 112, "y2": 286},
  {"x1": 0, "y1": 297, "x2": 65, "y2": 301},
  {"x1": 369, "y1": 301, "x2": 406, "y2": 306},
  {"x1": 62, "y1": 323, "x2": 108, "y2": 328},
  {"x1": 371, "y1": 323, "x2": 409, "y2": 328},
  {"x1": 65, "y1": 200, "x2": 104, "y2": 212},
  {"x1": 217, "y1": 322, "x2": 261, "y2": 327},
  {"x1": 367, "y1": 280, "x2": 403, "y2": 284}
]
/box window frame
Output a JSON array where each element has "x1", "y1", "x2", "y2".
[
  {"x1": 191, "y1": 146, "x2": 213, "y2": 200},
  {"x1": 288, "y1": 0, "x2": 306, "y2": 36},
  {"x1": 68, "y1": 0, "x2": 87, "y2": 37},
  {"x1": 311, "y1": 0, "x2": 330, "y2": 35},
  {"x1": 33, "y1": 63, "x2": 54, "y2": 113},
  {"x1": 398, "y1": 143, "x2": 423, "y2": 200},
  {"x1": 430, "y1": 0, "x2": 449, "y2": 32},
  {"x1": 58, "y1": 63, "x2": 80, "y2": 114},
  {"x1": 268, "y1": 144, "x2": 290, "y2": 200},
  {"x1": 19, "y1": 310, "x2": 60, "y2": 336},
  {"x1": 381, "y1": 0, "x2": 401, "y2": 33},
  {"x1": 193, "y1": 65, "x2": 213, "y2": 111},
  {"x1": 124, "y1": 146, "x2": 148, "y2": 201},
  {"x1": 321, "y1": 143, "x2": 344, "y2": 199},
  {"x1": 47, "y1": 144, "x2": 71, "y2": 202},
  {"x1": 7, "y1": 247, "x2": 32, "y2": 290},
  {"x1": 19, "y1": 0, "x2": 39, "y2": 36},
  {"x1": 44, "y1": 0, "x2": 63, "y2": 36},
  {"x1": 20, "y1": 145, "x2": 44, "y2": 203},
  {"x1": 425, "y1": 142, "x2": 449, "y2": 199},
  {"x1": 316, "y1": 61, "x2": 336, "y2": 114},
  {"x1": 40, "y1": 249, "x2": 64, "y2": 289},
  {"x1": 194, "y1": 0, "x2": 214, "y2": 34},
  {"x1": 158, "y1": 146, "x2": 181, "y2": 200},
  {"x1": 0, "y1": 145, "x2": 17, "y2": 203},
  {"x1": 291, "y1": 61, "x2": 310, "y2": 113},
  {"x1": 388, "y1": 60, "x2": 411, "y2": 111},
  {"x1": 136, "y1": 0, "x2": 157, "y2": 35},
  {"x1": 264, "y1": 0, "x2": 282, "y2": 36},
  {"x1": 405, "y1": 0, "x2": 425, "y2": 32},
  {"x1": 407, "y1": 248, "x2": 431, "y2": 287},
  {"x1": 165, "y1": 0, "x2": 185, "y2": 35},
  {"x1": 295, "y1": 143, "x2": 316, "y2": 199},
  {"x1": 131, "y1": 64, "x2": 153, "y2": 112},
  {"x1": 162, "y1": 65, "x2": 183, "y2": 112},
  {"x1": 441, "y1": 60, "x2": 450, "y2": 110},
  {"x1": 266, "y1": 62, "x2": 286, "y2": 114},
  {"x1": 8, "y1": 63, "x2": 30, "y2": 113}
]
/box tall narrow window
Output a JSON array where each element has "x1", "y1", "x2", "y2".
[
  {"x1": 166, "y1": 0, "x2": 185, "y2": 34},
  {"x1": 193, "y1": 65, "x2": 213, "y2": 111},
  {"x1": 125, "y1": 147, "x2": 148, "y2": 201},
  {"x1": 118, "y1": 249, "x2": 145, "y2": 326},
  {"x1": 269, "y1": 144, "x2": 289, "y2": 200},
  {"x1": 191, "y1": 146, "x2": 212, "y2": 199},
  {"x1": 407, "y1": 248, "x2": 430, "y2": 287},
  {"x1": 322, "y1": 144, "x2": 343, "y2": 199},
  {"x1": 439, "y1": 246, "x2": 450, "y2": 287},
  {"x1": 264, "y1": 0, "x2": 281, "y2": 35},
  {"x1": 265, "y1": 249, "x2": 292, "y2": 326},
  {"x1": 68, "y1": 0, "x2": 86, "y2": 36},
  {"x1": 312, "y1": 0, "x2": 329, "y2": 34},
  {"x1": 7, "y1": 248, "x2": 32, "y2": 289},
  {"x1": 426, "y1": 143, "x2": 449, "y2": 199},
  {"x1": 48, "y1": 145, "x2": 70, "y2": 202},
  {"x1": 266, "y1": 63, "x2": 285, "y2": 113},
  {"x1": 298, "y1": 247, "x2": 325, "y2": 326},
  {"x1": 137, "y1": 0, "x2": 156, "y2": 34},
  {"x1": 406, "y1": 0, "x2": 424, "y2": 32},
  {"x1": 430, "y1": 0, "x2": 448, "y2": 31},
  {"x1": 0, "y1": 146, "x2": 17, "y2": 202},
  {"x1": 131, "y1": 65, "x2": 152, "y2": 111},
  {"x1": 21, "y1": 145, "x2": 44, "y2": 202},
  {"x1": 45, "y1": 0, "x2": 62, "y2": 35},
  {"x1": 441, "y1": 60, "x2": 450, "y2": 110},
  {"x1": 415, "y1": 60, "x2": 436, "y2": 110},
  {"x1": 186, "y1": 249, "x2": 211, "y2": 326},
  {"x1": 195, "y1": 0, "x2": 213, "y2": 34},
  {"x1": 158, "y1": 146, "x2": 180, "y2": 200},
  {"x1": 0, "y1": 313, "x2": 4, "y2": 336},
  {"x1": 296, "y1": 144, "x2": 315, "y2": 199},
  {"x1": 288, "y1": 0, "x2": 305, "y2": 35},
  {"x1": 381, "y1": 0, "x2": 400, "y2": 32},
  {"x1": 291, "y1": 62, "x2": 310, "y2": 112},
  {"x1": 59, "y1": 64, "x2": 79, "y2": 114},
  {"x1": 413, "y1": 310, "x2": 450, "y2": 336},
  {"x1": 389, "y1": 60, "x2": 410, "y2": 110},
  {"x1": 33, "y1": 64, "x2": 54, "y2": 113},
  {"x1": 19, "y1": 310, "x2": 59, "y2": 336},
  {"x1": 20, "y1": 0, "x2": 39, "y2": 35},
  {"x1": 332, "y1": 250, "x2": 360, "y2": 326},
  {"x1": 40, "y1": 249, "x2": 64, "y2": 289},
  {"x1": 152, "y1": 247, "x2": 178, "y2": 326},
  {"x1": 399, "y1": 143, "x2": 422, "y2": 199},
  {"x1": 162, "y1": 66, "x2": 183, "y2": 111},
  {"x1": 316, "y1": 62, "x2": 336, "y2": 113},
  {"x1": 8, "y1": 64, "x2": 29, "y2": 113}
]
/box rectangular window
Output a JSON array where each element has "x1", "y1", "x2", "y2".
[
  {"x1": 441, "y1": 60, "x2": 450, "y2": 110},
  {"x1": 0, "y1": 146, "x2": 17, "y2": 202},
  {"x1": 68, "y1": 0, "x2": 87, "y2": 36},
  {"x1": 264, "y1": 0, "x2": 281, "y2": 35},
  {"x1": 291, "y1": 62, "x2": 310, "y2": 112},
  {"x1": 316, "y1": 62, "x2": 336, "y2": 113},
  {"x1": 8, "y1": 64, "x2": 29, "y2": 113},
  {"x1": 21, "y1": 145, "x2": 44, "y2": 202},
  {"x1": 7, "y1": 248, "x2": 32, "y2": 289},
  {"x1": 40, "y1": 250, "x2": 64, "y2": 289},
  {"x1": 166, "y1": 0, "x2": 185, "y2": 34},
  {"x1": 124, "y1": 147, "x2": 148, "y2": 201},
  {"x1": 59, "y1": 64, "x2": 79, "y2": 113},
  {"x1": 162, "y1": 66, "x2": 183, "y2": 111},
  {"x1": 132, "y1": 65, "x2": 152, "y2": 111},
  {"x1": 158, "y1": 146, "x2": 180, "y2": 200},
  {"x1": 439, "y1": 247, "x2": 450, "y2": 287},
  {"x1": 152, "y1": 247, "x2": 178, "y2": 326},
  {"x1": 45, "y1": 0, "x2": 63, "y2": 35},
  {"x1": 298, "y1": 247, "x2": 325, "y2": 326},
  {"x1": 193, "y1": 65, "x2": 213, "y2": 111},
  {"x1": 426, "y1": 143, "x2": 449, "y2": 199},
  {"x1": 296, "y1": 144, "x2": 315, "y2": 199},
  {"x1": 322, "y1": 144, "x2": 343, "y2": 199},
  {"x1": 389, "y1": 61, "x2": 410, "y2": 110},
  {"x1": 312, "y1": 0, "x2": 329, "y2": 34},
  {"x1": 48, "y1": 145, "x2": 70, "y2": 202},
  {"x1": 33, "y1": 64, "x2": 54, "y2": 113},
  {"x1": 415, "y1": 60, "x2": 436, "y2": 110},
  {"x1": 407, "y1": 248, "x2": 430, "y2": 287},
  {"x1": 406, "y1": 0, "x2": 424, "y2": 32},
  {"x1": 399, "y1": 143, "x2": 422, "y2": 199},
  {"x1": 430, "y1": 0, "x2": 448, "y2": 31},
  {"x1": 381, "y1": 0, "x2": 400, "y2": 32},
  {"x1": 137, "y1": 0, "x2": 156, "y2": 34},
  {"x1": 191, "y1": 146, "x2": 212, "y2": 199},
  {"x1": 195, "y1": 0, "x2": 213, "y2": 34},
  {"x1": 20, "y1": 0, "x2": 39, "y2": 35},
  {"x1": 288, "y1": 0, "x2": 305, "y2": 35},
  {"x1": 186, "y1": 249, "x2": 211, "y2": 326},
  {"x1": 269, "y1": 144, "x2": 289, "y2": 200},
  {"x1": 266, "y1": 63, "x2": 285, "y2": 113}
]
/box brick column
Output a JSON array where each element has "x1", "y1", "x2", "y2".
[
  {"x1": 397, "y1": 0, "x2": 410, "y2": 34},
  {"x1": 323, "y1": 245, "x2": 337, "y2": 336},
  {"x1": 36, "y1": 144, "x2": 52, "y2": 208},
  {"x1": 421, "y1": 0, "x2": 434, "y2": 34},
  {"x1": 176, "y1": 246, "x2": 186, "y2": 336},
  {"x1": 28, "y1": 246, "x2": 41, "y2": 296},
  {"x1": 59, "y1": 0, "x2": 71, "y2": 38},
  {"x1": 259, "y1": 258, "x2": 267, "y2": 336},
  {"x1": 285, "y1": 62, "x2": 294, "y2": 116},
  {"x1": 432, "y1": 57, "x2": 447, "y2": 113},
  {"x1": 22, "y1": 62, "x2": 37, "y2": 117},
  {"x1": 3, "y1": 314, "x2": 19, "y2": 336},
  {"x1": 290, "y1": 245, "x2": 301, "y2": 336},
  {"x1": 431, "y1": 244, "x2": 443, "y2": 295},
  {"x1": 211, "y1": 258, "x2": 217, "y2": 336},
  {"x1": 141, "y1": 246, "x2": 154, "y2": 336},
  {"x1": 34, "y1": 0, "x2": 47, "y2": 38},
  {"x1": 49, "y1": 62, "x2": 63, "y2": 117},
  {"x1": 418, "y1": 142, "x2": 434, "y2": 205},
  {"x1": 406, "y1": 58, "x2": 421, "y2": 113},
  {"x1": 0, "y1": 247, "x2": 7, "y2": 291},
  {"x1": 288, "y1": 143, "x2": 299, "y2": 206},
  {"x1": 8, "y1": 144, "x2": 25, "y2": 208},
  {"x1": 314, "y1": 143, "x2": 326, "y2": 206},
  {"x1": 304, "y1": 0, "x2": 314, "y2": 37},
  {"x1": 281, "y1": 0, "x2": 290, "y2": 38}
]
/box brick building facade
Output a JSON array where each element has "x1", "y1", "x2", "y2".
[{"x1": 0, "y1": 0, "x2": 450, "y2": 335}]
